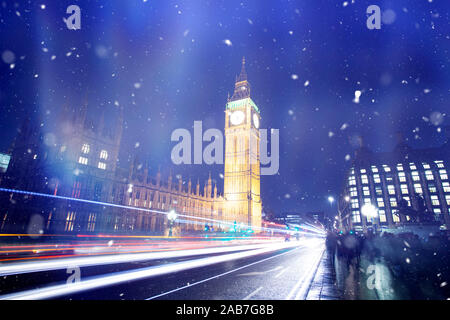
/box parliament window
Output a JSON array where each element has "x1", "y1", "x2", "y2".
[
  {"x1": 81, "y1": 143, "x2": 90, "y2": 154},
  {"x1": 78, "y1": 156, "x2": 88, "y2": 165}
]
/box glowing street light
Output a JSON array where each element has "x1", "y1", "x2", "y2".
[
  {"x1": 167, "y1": 210, "x2": 177, "y2": 237},
  {"x1": 328, "y1": 196, "x2": 335, "y2": 204},
  {"x1": 361, "y1": 203, "x2": 378, "y2": 218}
]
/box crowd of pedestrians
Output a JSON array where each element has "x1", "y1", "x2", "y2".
[{"x1": 325, "y1": 229, "x2": 450, "y2": 299}]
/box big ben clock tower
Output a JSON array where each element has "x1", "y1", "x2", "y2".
[{"x1": 224, "y1": 57, "x2": 262, "y2": 231}]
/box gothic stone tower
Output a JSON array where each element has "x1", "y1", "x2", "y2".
[{"x1": 223, "y1": 58, "x2": 262, "y2": 231}]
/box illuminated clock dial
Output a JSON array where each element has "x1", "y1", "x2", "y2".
[
  {"x1": 230, "y1": 110, "x2": 245, "y2": 125},
  {"x1": 253, "y1": 113, "x2": 259, "y2": 128}
]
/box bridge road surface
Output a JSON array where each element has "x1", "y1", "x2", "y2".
[{"x1": 63, "y1": 239, "x2": 325, "y2": 300}]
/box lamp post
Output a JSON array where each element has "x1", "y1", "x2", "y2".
[
  {"x1": 167, "y1": 209, "x2": 177, "y2": 237},
  {"x1": 327, "y1": 196, "x2": 335, "y2": 230}
]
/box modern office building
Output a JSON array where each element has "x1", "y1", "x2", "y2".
[{"x1": 339, "y1": 134, "x2": 450, "y2": 232}]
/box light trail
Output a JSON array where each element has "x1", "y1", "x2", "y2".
[
  {"x1": 0, "y1": 242, "x2": 302, "y2": 300},
  {"x1": 0, "y1": 187, "x2": 325, "y2": 236},
  {"x1": 0, "y1": 241, "x2": 285, "y2": 276}
]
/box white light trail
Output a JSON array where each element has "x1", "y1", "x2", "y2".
[
  {"x1": 0, "y1": 242, "x2": 301, "y2": 300},
  {"x1": 0, "y1": 242, "x2": 283, "y2": 276}
]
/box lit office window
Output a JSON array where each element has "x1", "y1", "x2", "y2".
[
  {"x1": 403, "y1": 196, "x2": 411, "y2": 206},
  {"x1": 87, "y1": 213, "x2": 96, "y2": 232},
  {"x1": 409, "y1": 163, "x2": 417, "y2": 170},
  {"x1": 400, "y1": 184, "x2": 409, "y2": 194},
  {"x1": 414, "y1": 183, "x2": 423, "y2": 194},
  {"x1": 98, "y1": 162, "x2": 106, "y2": 170},
  {"x1": 443, "y1": 182, "x2": 450, "y2": 193},
  {"x1": 352, "y1": 211, "x2": 361, "y2": 223},
  {"x1": 361, "y1": 175, "x2": 368, "y2": 184},
  {"x1": 433, "y1": 208, "x2": 441, "y2": 215},
  {"x1": 397, "y1": 164, "x2": 404, "y2": 171},
  {"x1": 383, "y1": 165, "x2": 391, "y2": 172},
  {"x1": 423, "y1": 163, "x2": 430, "y2": 169},
  {"x1": 445, "y1": 195, "x2": 450, "y2": 206},
  {"x1": 388, "y1": 185, "x2": 396, "y2": 195},
  {"x1": 81, "y1": 143, "x2": 90, "y2": 154},
  {"x1": 78, "y1": 156, "x2": 88, "y2": 165},
  {"x1": 375, "y1": 186, "x2": 383, "y2": 195},
  {"x1": 373, "y1": 174, "x2": 381, "y2": 184},
  {"x1": 379, "y1": 210, "x2": 387, "y2": 223},
  {"x1": 435, "y1": 161, "x2": 444, "y2": 168},
  {"x1": 392, "y1": 210, "x2": 400, "y2": 222},
  {"x1": 390, "y1": 198, "x2": 397, "y2": 207},
  {"x1": 350, "y1": 187, "x2": 358, "y2": 197},
  {"x1": 364, "y1": 198, "x2": 371, "y2": 205},
  {"x1": 425, "y1": 170, "x2": 434, "y2": 181},
  {"x1": 398, "y1": 172, "x2": 406, "y2": 182},
  {"x1": 351, "y1": 198, "x2": 359, "y2": 209},
  {"x1": 428, "y1": 183, "x2": 437, "y2": 193},
  {"x1": 439, "y1": 169, "x2": 448, "y2": 180},
  {"x1": 431, "y1": 195, "x2": 440, "y2": 206},
  {"x1": 363, "y1": 186, "x2": 370, "y2": 196},
  {"x1": 348, "y1": 176, "x2": 356, "y2": 186},
  {"x1": 371, "y1": 166, "x2": 378, "y2": 173},
  {"x1": 350, "y1": 168, "x2": 355, "y2": 175},
  {"x1": 377, "y1": 197, "x2": 385, "y2": 207},
  {"x1": 411, "y1": 171, "x2": 420, "y2": 181},
  {"x1": 100, "y1": 150, "x2": 108, "y2": 160},
  {"x1": 360, "y1": 169, "x2": 367, "y2": 173}
]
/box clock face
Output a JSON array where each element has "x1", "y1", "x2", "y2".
[
  {"x1": 230, "y1": 110, "x2": 245, "y2": 125},
  {"x1": 253, "y1": 113, "x2": 259, "y2": 128}
]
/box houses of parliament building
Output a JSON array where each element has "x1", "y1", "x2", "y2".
[{"x1": 0, "y1": 59, "x2": 263, "y2": 235}]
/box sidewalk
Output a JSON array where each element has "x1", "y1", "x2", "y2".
[{"x1": 305, "y1": 250, "x2": 342, "y2": 300}]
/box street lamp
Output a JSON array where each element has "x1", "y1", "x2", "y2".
[
  {"x1": 361, "y1": 203, "x2": 379, "y2": 233},
  {"x1": 328, "y1": 196, "x2": 335, "y2": 204},
  {"x1": 167, "y1": 209, "x2": 177, "y2": 237}
]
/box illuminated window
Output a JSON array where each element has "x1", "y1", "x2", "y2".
[
  {"x1": 383, "y1": 165, "x2": 391, "y2": 172},
  {"x1": 433, "y1": 208, "x2": 441, "y2": 214},
  {"x1": 363, "y1": 186, "x2": 370, "y2": 196},
  {"x1": 377, "y1": 197, "x2": 385, "y2": 208},
  {"x1": 443, "y1": 182, "x2": 450, "y2": 193},
  {"x1": 373, "y1": 174, "x2": 381, "y2": 184},
  {"x1": 387, "y1": 185, "x2": 396, "y2": 195},
  {"x1": 445, "y1": 195, "x2": 450, "y2": 206},
  {"x1": 431, "y1": 195, "x2": 440, "y2": 206},
  {"x1": 439, "y1": 169, "x2": 448, "y2": 180},
  {"x1": 371, "y1": 166, "x2": 378, "y2": 173},
  {"x1": 81, "y1": 143, "x2": 90, "y2": 154},
  {"x1": 348, "y1": 176, "x2": 356, "y2": 186},
  {"x1": 428, "y1": 183, "x2": 437, "y2": 193},
  {"x1": 392, "y1": 210, "x2": 400, "y2": 222},
  {"x1": 390, "y1": 198, "x2": 397, "y2": 207},
  {"x1": 87, "y1": 213, "x2": 96, "y2": 232},
  {"x1": 398, "y1": 172, "x2": 406, "y2": 182},
  {"x1": 397, "y1": 164, "x2": 404, "y2": 171},
  {"x1": 361, "y1": 175, "x2": 368, "y2": 184},
  {"x1": 414, "y1": 183, "x2": 423, "y2": 194},
  {"x1": 411, "y1": 171, "x2": 420, "y2": 181},
  {"x1": 425, "y1": 170, "x2": 434, "y2": 181},
  {"x1": 78, "y1": 156, "x2": 88, "y2": 165},
  {"x1": 98, "y1": 162, "x2": 106, "y2": 170},
  {"x1": 352, "y1": 211, "x2": 361, "y2": 223},
  {"x1": 375, "y1": 186, "x2": 382, "y2": 195},
  {"x1": 351, "y1": 198, "x2": 359, "y2": 209},
  {"x1": 423, "y1": 163, "x2": 430, "y2": 169},
  {"x1": 350, "y1": 187, "x2": 358, "y2": 197},
  {"x1": 100, "y1": 150, "x2": 108, "y2": 160},
  {"x1": 65, "y1": 211, "x2": 76, "y2": 232},
  {"x1": 364, "y1": 198, "x2": 371, "y2": 206},
  {"x1": 409, "y1": 163, "x2": 417, "y2": 170},
  {"x1": 360, "y1": 169, "x2": 367, "y2": 174},
  {"x1": 379, "y1": 210, "x2": 387, "y2": 223},
  {"x1": 435, "y1": 161, "x2": 444, "y2": 168},
  {"x1": 400, "y1": 184, "x2": 408, "y2": 194},
  {"x1": 403, "y1": 196, "x2": 411, "y2": 206}
]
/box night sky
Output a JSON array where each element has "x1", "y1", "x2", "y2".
[{"x1": 0, "y1": 0, "x2": 449, "y2": 217}]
